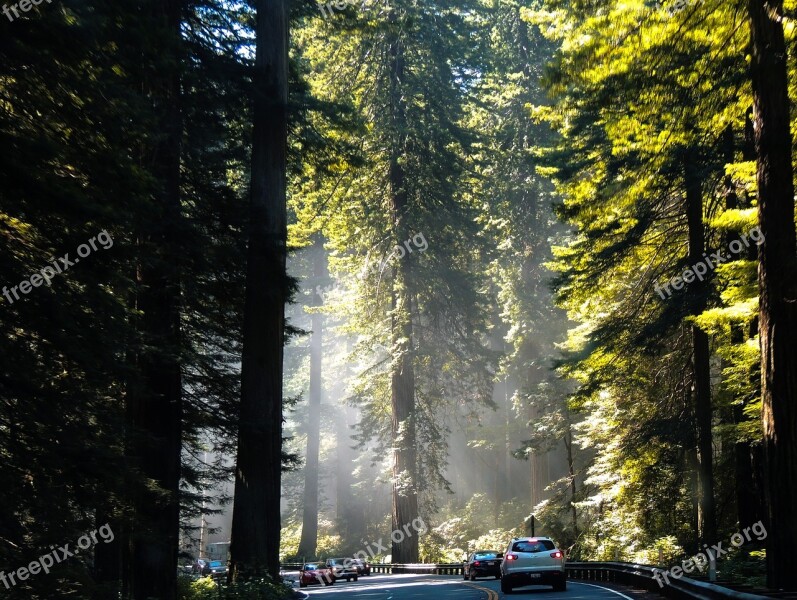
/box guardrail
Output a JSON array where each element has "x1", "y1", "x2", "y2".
[
  {"x1": 566, "y1": 561, "x2": 775, "y2": 599},
  {"x1": 281, "y1": 560, "x2": 780, "y2": 599},
  {"x1": 280, "y1": 562, "x2": 464, "y2": 575},
  {"x1": 371, "y1": 563, "x2": 463, "y2": 575}
]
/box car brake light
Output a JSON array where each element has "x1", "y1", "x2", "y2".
[
  {"x1": 551, "y1": 551, "x2": 563, "y2": 559},
  {"x1": 506, "y1": 554, "x2": 518, "y2": 560},
  {"x1": 529, "y1": 538, "x2": 538, "y2": 542},
  {"x1": 473, "y1": 561, "x2": 480, "y2": 566}
]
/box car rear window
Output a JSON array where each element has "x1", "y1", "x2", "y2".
[
  {"x1": 512, "y1": 540, "x2": 555, "y2": 553},
  {"x1": 473, "y1": 552, "x2": 498, "y2": 559},
  {"x1": 304, "y1": 564, "x2": 320, "y2": 570}
]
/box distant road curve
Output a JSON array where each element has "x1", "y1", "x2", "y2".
[{"x1": 293, "y1": 573, "x2": 654, "y2": 599}]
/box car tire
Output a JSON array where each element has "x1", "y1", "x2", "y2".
[
  {"x1": 463, "y1": 569, "x2": 468, "y2": 581},
  {"x1": 354, "y1": 576, "x2": 358, "y2": 582},
  {"x1": 501, "y1": 578, "x2": 513, "y2": 594},
  {"x1": 553, "y1": 581, "x2": 567, "y2": 592}
]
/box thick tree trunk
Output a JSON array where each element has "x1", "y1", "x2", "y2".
[
  {"x1": 128, "y1": 2, "x2": 184, "y2": 598},
  {"x1": 530, "y1": 420, "x2": 549, "y2": 507},
  {"x1": 336, "y1": 403, "x2": 360, "y2": 539},
  {"x1": 387, "y1": 16, "x2": 420, "y2": 564},
  {"x1": 564, "y1": 425, "x2": 578, "y2": 544},
  {"x1": 748, "y1": 0, "x2": 797, "y2": 587},
  {"x1": 336, "y1": 339, "x2": 362, "y2": 544},
  {"x1": 93, "y1": 511, "x2": 121, "y2": 599},
  {"x1": 389, "y1": 300, "x2": 419, "y2": 564},
  {"x1": 389, "y1": 257, "x2": 419, "y2": 563},
  {"x1": 525, "y1": 355, "x2": 549, "y2": 508},
  {"x1": 298, "y1": 241, "x2": 326, "y2": 560},
  {"x1": 684, "y1": 152, "x2": 717, "y2": 545},
  {"x1": 229, "y1": 0, "x2": 288, "y2": 581},
  {"x1": 490, "y1": 322, "x2": 509, "y2": 518},
  {"x1": 734, "y1": 405, "x2": 762, "y2": 530},
  {"x1": 684, "y1": 374, "x2": 701, "y2": 554}
]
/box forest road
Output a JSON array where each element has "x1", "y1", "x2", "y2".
[{"x1": 298, "y1": 573, "x2": 662, "y2": 599}]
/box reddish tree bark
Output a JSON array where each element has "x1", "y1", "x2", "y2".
[{"x1": 747, "y1": 0, "x2": 797, "y2": 587}]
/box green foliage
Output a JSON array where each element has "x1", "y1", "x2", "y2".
[
  {"x1": 720, "y1": 549, "x2": 767, "y2": 588},
  {"x1": 177, "y1": 576, "x2": 293, "y2": 600},
  {"x1": 0, "y1": 0, "x2": 314, "y2": 594},
  {"x1": 420, "y1": 530, "x2": 463, "y2": 563},
  {"x1": 424, "y1": 495, "x2": 527, "y2": 561},
  {"x1": 2, "y1": 0, "x2": 781, "y2": 588},
  {"x1": 280, "y1": 522, "x2": 343, "y2": 561},
  {"x1": 517, "y1": 0, "x2": 770, "y2": 566},
  {"x1": 178, "y1": 577, "x2": 219, "y2": 600},
  {"x1": 471, "y1": 529, "x2": 520, "y2": 554},
  {"x1": 218, "y1": 580, "x2": 293, "y2": 600},
  {"x1": 292, "y1": 0, "x2": 497, "y2": 531},
  {"x1": 632, "y1": 537, "x2": 684, "y2": 566}
]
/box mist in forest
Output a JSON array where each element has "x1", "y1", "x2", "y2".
[{"x1": 274, "y1": 220, "x2": 575, "y2": 563}]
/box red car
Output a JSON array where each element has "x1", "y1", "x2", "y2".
[{"x1": 299, "y1": 563, "x2": 335, "y2": 588}]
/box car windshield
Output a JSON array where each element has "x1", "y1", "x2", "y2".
[
  {"x1": 329, "y1": 559, "x2": 344, "y2": 565},
  {"x1": 512, "y1": 540, "x2": 555, "y2": 553},
  {"x1": 304, "y1": 564, "x2": 320, "y2": 570},
  {"x1": 209, "y1": 561, "x2": 223, "y2": 568},
  {"x1": 352, "y1": 559, "x2": 364, "y2": 565},
  {"x1": 473, "y1": 552, "x2": 499, "y2": 559}
]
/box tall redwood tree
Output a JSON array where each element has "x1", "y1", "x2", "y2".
[
  {"x1": 229, "y1": 0, "x2": 289, "y2": 581},
  {"x1": 748, "y1": 0, "x2": 797, "y2": 588}
]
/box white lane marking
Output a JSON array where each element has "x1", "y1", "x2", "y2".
[{"x1": 571, "y1": 581, "x2": 636, "y2": 600}]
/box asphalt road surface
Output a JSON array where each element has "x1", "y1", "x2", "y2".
[{"x1": 289, "y1": 573, "x2": 659, "y2": 600}]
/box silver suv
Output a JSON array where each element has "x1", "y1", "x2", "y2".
[
  {"x1": 325, "y1": 557, "x2": 359, "y2": 582},
  {"x1": 500, "y1": 536, "x2": 566, "y2": 593}
]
